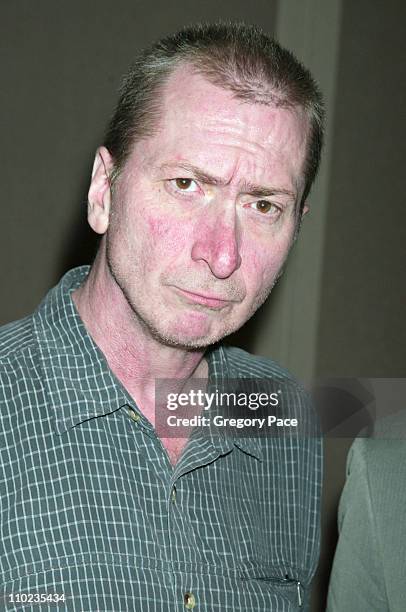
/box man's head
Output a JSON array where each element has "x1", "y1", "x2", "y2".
[{"x1": 87, "y1": 22, "x2": 324, "y2": 350}]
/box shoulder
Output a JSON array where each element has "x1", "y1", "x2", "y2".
[
  {"x1": 347, "y1": 410, "x2": 406, "y2": 475},
  {"x1": 0, "y1": 314, "x2": 35, "y2": 362},
  {"x1": 222, "y1": 344, "x2": 302, "y2": 386},
  {"x1": 372, "y1": 409, "x2": 406, "y2": 440},
  {"x1": 340, "y1": 417, "x2": 406, "y2": 535},
  {"x1": 329, "y1": 414, "x2": 406, "y2": 610},
  {"x1": 221, "y1": 345, "x2": 312, "y2": 417},
  {"x1": 0, "y1": 314, "x2": 39, "y2": 412},
  {"x1": 222, "y1": 344, "x2": 321, "y2": 452}
]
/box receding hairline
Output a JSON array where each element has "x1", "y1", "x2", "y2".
[
  {"x1": 111, "y1": 59, "x2": 313, "y2": 185},
  {"x1": 160, "y1": 57, "x2": 314, "y2": 107},
  {"x1": 104, "y1": 22, "x2": 324, "y2": 208}
]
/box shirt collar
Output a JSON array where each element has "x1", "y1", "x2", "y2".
[
  {"x1": 33, "y1": 266, "x2": 262, "y2": 459},
  {"x1": 33, "y1": 266, "x2": 129, "y2": 435}
]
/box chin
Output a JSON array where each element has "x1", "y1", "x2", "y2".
[
  {"x1": 149, "y1": 327, "x2": 223, "y2": 350},
  {"x1": 147, "y1": 317, "x2": 239, "y2": 350}
]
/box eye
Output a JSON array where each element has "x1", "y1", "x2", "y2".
[
  {"x1": 173, "y1": 178, "x2": 199, "y2": 192},
  {"x1": 252, "y1": 200, "x2": 280, "y2": 215}
]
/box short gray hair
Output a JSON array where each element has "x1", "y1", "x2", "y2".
[{"x1": 104, "y1": 21, "x2": 324, "y2": 208}]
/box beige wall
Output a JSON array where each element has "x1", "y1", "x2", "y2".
[
  {"x1": 316, "y1": 0, "x2": 406, "y2": 378},
  {"x1": 314, "y1": 1, "x2": 406, "y2": 608},
  {"x1": 1, "y1": 2, "x2": 405, "y2": 610}
]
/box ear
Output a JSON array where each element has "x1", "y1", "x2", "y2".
[
  {"x1": 87, "y1": 146, "x2": 115, "y2": 235},
  {"x1": 301, "y1": 204, "x2": 310, "y2": 217}
]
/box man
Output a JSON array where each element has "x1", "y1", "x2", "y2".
[
  {"x1": 0, "y1": 23, "x2": 323, "y2": 611},
  {"x1": 327, "y1": 411, "x2": 406, "y2": 611}
]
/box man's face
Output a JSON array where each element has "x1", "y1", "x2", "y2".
[{"x1": 102, "y1": 66, "x2": 309, "y2": 349}]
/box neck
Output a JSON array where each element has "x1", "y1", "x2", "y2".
[{"x1": 72, "y1": 249, "x2": 208, "y2": 425}]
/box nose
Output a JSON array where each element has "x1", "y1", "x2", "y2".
[{"x1": 191, "y1": 204, "x2": 242, "y2": 279}]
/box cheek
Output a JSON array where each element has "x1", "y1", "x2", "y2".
[
  {"x1": 147, "y1": 216, "x2": 172, "y2": 240},
  {"x1": 144, "y1": 213, "x2": 191, "y2": 264},
  {"x1": 242, "y1": 236, "x2": 292, "y2": 290},
  {"x1": 112, "y1": 183, "x2": 194, "y2": 277}
]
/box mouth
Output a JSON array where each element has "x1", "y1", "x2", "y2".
[{"x1": 174, "y1": 287, "x2": 233, "y2": 310}]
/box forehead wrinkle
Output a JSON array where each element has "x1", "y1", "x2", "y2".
[
  {"x1": 197, "y1": 123, "x2": 305, "y2": 190},
  {"x1": 159, "y1": 161, "x2": 297, "y2": 202},
  {"x1": 159, "y1": 162, "x2": 227, "y2": 187},
  {"x1": 158, "y1": 66, "x2": 308, "y2": 162},
  {"x1": 201, "y1": 122, "x2": 272, "y2": 158},
  {"x1": 197, "y1": 108, "x2": 305, "y2": 152},
  {"x1": 239, "y1": 179, "x2": 296, "y2": 199}
]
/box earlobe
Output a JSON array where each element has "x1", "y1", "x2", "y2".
[
  {"x1": 87, "y1": 146, "x2": 115, "y2": 235},
  {"x1": 302, "y1": 204, "x2": 310, "y2": 216}
]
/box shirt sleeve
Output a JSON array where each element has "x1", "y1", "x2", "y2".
[{"x1": 326, "y1": 438, "x2": 389, "y2": 612}]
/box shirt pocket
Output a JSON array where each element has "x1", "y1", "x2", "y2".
[{"x1": 238, "y1": 565, "x2": 305, "y2": 610}]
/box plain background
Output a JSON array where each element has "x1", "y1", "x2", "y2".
[{"x1": 1, "y1": 1, "x2": 405, "y2": 609}]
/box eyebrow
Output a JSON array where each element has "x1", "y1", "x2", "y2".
[{"x1": 159, "y1": 162, "x2": 296, "y2": 199}]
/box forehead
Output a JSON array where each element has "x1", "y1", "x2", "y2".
[{"x1": 130, "y1": 64, "x2": 309, "y2": 190}]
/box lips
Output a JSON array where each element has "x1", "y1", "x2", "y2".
[{"x1": 175, "y1": 287, "x2": 232, "y2": 309}]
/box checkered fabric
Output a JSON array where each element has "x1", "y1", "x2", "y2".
[{"x1": 0, "y1": 267, "x2": 321, "y2": 611}]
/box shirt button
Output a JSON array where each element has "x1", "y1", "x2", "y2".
[
  {"x1": 128, "y1": 408, "x2": 141, "y2": 422},
  {"x1": 171, "y1": 487, "x2": 177, "y2": 503},
  {"x1": 183, "y1": 592, "x2": 196, "y2": 609}
]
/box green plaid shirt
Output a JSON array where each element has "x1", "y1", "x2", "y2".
[{"x1": 0, "y1": 267, "x2": 321, "y2": 611}]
